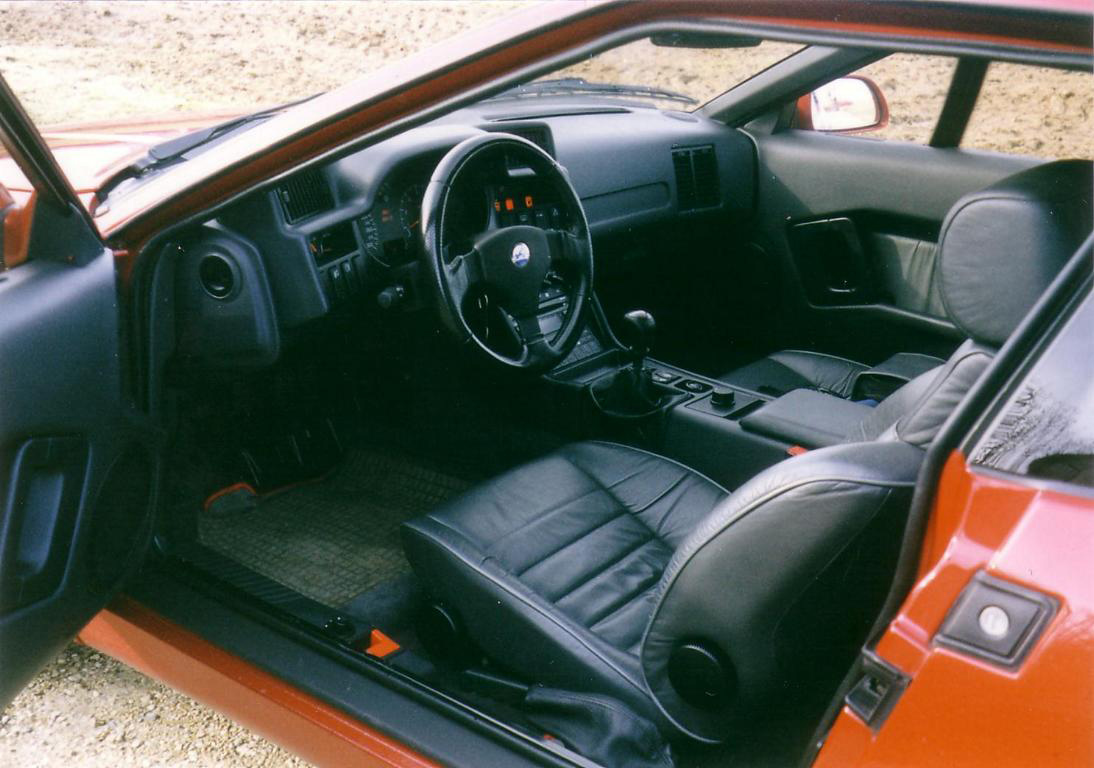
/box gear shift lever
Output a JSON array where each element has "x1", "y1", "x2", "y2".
[
  {"x1": 589, "y1": 309, "x2": 670, "y2": 418},
  {"x1": 621, "y1": 309, "x2": 657, "y2": 374}
]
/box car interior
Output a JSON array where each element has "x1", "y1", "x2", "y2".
[{"x1": 4, "y1": 27, "x2": 1092, "y2": 768}]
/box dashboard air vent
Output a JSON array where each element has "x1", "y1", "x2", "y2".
[
  {"x1": 276, "y1": 169, "x2": 333, "y2": 224},
  {"x1": 672, "y1": 145, "x2": 719, "y2": 212}
]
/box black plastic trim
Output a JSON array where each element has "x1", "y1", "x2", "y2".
[
  {"x1": 0, "y1": 72, "x2": 97, "y2": 226},
  {"x1": 929, "y1": 57, "x2": 989, "y2": 148},
  {"x1": 844, "y1": 650, "x2": 909, "y2": 732},
  {"x1": 934, "y1": 570, "x2": 1059, "y2": 669}
]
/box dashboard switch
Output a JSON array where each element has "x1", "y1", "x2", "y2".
[
  {"x1": 329, "y1": 264, "x2": 345, "y2": 301},
  {"x1": 341, "y1": 259, "x2": 357, "y2": 292}
]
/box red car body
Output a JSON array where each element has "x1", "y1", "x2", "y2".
[{"x1": 1, "y1": 2, "x2": 1091, "y2": 766}]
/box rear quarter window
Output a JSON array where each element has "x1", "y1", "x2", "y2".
[{"x1": 962, "y1": 62, "x2": 1094, "y2": 159}]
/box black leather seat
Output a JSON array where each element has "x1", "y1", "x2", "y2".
[
  {"x1": 403, "y1": 443, "x2": 725, "y2": 720},
  {"x1": 402, "y1": 159, "x2": 1092, "y2": 743},
  {"x1": 719, "y1": 158, "x2": 1093, "y2": 401}
]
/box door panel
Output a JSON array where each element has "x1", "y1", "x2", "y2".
[
  {"x1": 747, "y1": 129, "x2": 1038, "y2": 363},
  {"x1": 0, "y1": 201, "x2": 155, "y2": 707}
]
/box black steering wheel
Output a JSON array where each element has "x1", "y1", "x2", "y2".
[{"x1": 421, "y1": 134, "x2": 594, "y2": 372}]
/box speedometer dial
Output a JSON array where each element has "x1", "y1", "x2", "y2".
[{"x1": 399, "y1": 182, "x2": 427, "y2": 236}]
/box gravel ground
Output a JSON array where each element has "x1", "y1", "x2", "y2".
[
  {"x1": 3, "y1": 644, "x2": 308, "y2": 767},
  {"x1": 1, "y1": 2, "x2": 1091, "y2": 766}
]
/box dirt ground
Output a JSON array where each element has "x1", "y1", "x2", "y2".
[
  {"x1": 3, "y1": 644, "x2": 309, "y2": 767},
  {"x1": 1, "y1": 2, "x2": 1091, "y2": 767}
]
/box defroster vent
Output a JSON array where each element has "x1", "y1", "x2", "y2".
[
  {"x1": 276, "y1": 168, "x2": 334, "y2": 224},
  {"x1": 672, "y1": 145, "x2": 720, "y2": 212}
]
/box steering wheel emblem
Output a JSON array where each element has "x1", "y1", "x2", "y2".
[{"x1": 511, "y1": 242, "x2": 531, "y2": 268}]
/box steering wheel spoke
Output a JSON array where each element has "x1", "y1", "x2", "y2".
[
  {"x1": 546, "y1": 228, "x2": 589, "y2": 272},
  {"x1": 511, "y1": 310, "x2": 545, "y2": 345},
  {"x1": 510, "y1": 310, "x2": 554, "y2": 368},
  {"x1": 443, "y1": 248, "x2": 483, "y2": 307}
]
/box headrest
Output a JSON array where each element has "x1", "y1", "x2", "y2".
[{"x1": 938, "y1": 159, "x2": 1092, "y2": 347}]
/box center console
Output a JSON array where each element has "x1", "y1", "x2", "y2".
[
  {"x1": 546, "y1": 303, "x2": 795, "y2": 490},
  {"x1": 545, "y1": 301, "x2": 879, "y2": 490}
]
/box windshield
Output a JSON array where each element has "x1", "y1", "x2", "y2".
[
  {"x1": 1, "y1": 1, "x2": 521, "y2": 128},
  {"x1": 522, "y1": 37, "x2": 804, "y2": 110}
]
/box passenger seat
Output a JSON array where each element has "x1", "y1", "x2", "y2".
[{"x1": 719, "y1": 159, "x2": 1093, "y2": 402}]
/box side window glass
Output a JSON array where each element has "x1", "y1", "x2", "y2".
[
  {"x1": 962, "y1": 62, "x2": 1093, "y2": 159},
  {"x1": 970, "y1": 290, "x2": 1094, "y2": 490},
  {"x1": 796, "y1": 54, "x2": 957, "y2": 143}
]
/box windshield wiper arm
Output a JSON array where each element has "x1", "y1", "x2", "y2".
[
  {"x1": 96, "y1": 93, "x2": 323, "y2": 208},
  {"x1": 487, "y1": 77, "x2": 697, "y2": 106},
  {"x1": 144, "y1": 92, "x2": 322, "y2": 167}
]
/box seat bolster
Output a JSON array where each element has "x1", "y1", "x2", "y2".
[
  {"x1": 402, "y1": 510, "x2": 665, "y2": 729},
  {"x1": 639, "y1": 441, "x2": 925, "y2": 742},
  {"x1": 865, "y1": 351, "x2": 945, "y2": 381},
  {"x1": 720, "y1": 350, "x2": 867, "y2": 398},
  {"x1": 851, "y1": 339, "x2": 994, "y2": 446}
]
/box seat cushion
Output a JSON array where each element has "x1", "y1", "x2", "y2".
[
  {"x1": 401, "y1": 441, "x2": 726, "y2": 725},
  {"x1": 719, "y1": 349, "x2": 867, "y2": 398}
]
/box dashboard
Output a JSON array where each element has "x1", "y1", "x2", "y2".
[{"x1": 169, "y1": 101, "x2": 758, "y2": 370}]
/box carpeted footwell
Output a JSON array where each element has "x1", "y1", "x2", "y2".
[{"x1": 199, "y1": 449, "x2": 471, "y2": 607}]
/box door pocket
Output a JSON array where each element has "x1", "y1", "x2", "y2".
[
  {"x1": 0, "y1": 437, "x2": 89, "y2": 612},
  {"x1": 789, "y1": 217, "x2": 875, "y2": 305}
]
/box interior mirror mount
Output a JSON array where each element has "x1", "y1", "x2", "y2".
[
  {"x1": 649, "y1": 31, "x2": 762, "y2": 48},
  {"x1": 794, "y1": 75, "x2": 890, "y2": 133}
]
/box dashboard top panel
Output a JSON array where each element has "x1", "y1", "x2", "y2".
[{"x1": 185, "y1": 99, "x2": 756, "y2": 339}]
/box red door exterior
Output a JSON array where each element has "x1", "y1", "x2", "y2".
[{"x1": 816, "y1": 452, "x2": 1094, "y2": 767}]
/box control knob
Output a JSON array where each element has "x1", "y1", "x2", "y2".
[{"x1": 377, "y1": 284, "x2": 406, "y2": 310}]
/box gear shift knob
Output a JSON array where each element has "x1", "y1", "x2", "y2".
[{"x1": 621, "y1": 309, "x2": 656, "y2": 362}]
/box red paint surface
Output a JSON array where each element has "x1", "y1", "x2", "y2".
[
  {"x1": 816, "y1": 453, "x2": 1094, "y2": 767},
  {"x1": 80, "y1": 597, "x2": 440, "y2": 768}
]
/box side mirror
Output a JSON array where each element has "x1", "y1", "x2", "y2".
[{"x1": 794, "y1": 76, "x2": 889, "y2": 133}]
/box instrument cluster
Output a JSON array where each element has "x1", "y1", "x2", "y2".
[{"x1": 358, "y1": 172, "x2": 429, "y2": 268}]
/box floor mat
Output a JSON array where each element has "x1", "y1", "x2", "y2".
[{"x1": 199, "y1": 449, "x2": 472, "y2": 607}]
